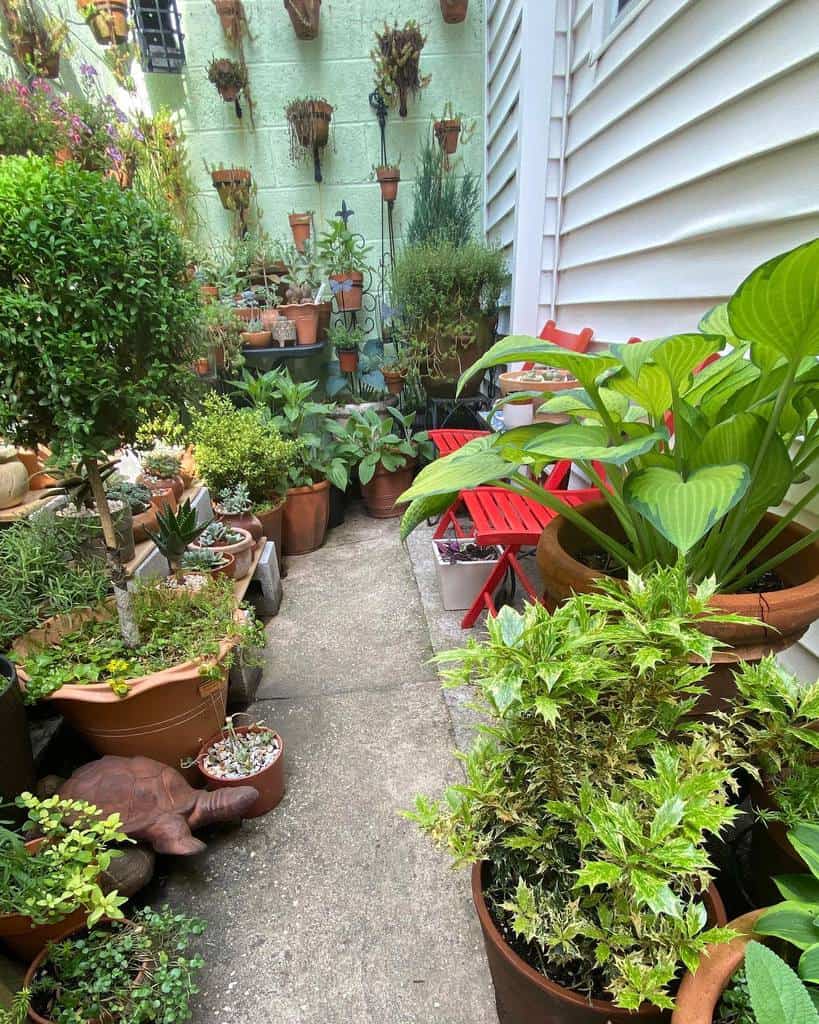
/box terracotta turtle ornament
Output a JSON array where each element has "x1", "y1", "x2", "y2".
[{"x1": 58, "y1": 755, "x2": 259, "y2": 855}]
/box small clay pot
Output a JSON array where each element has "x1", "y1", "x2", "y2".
[
  {"x1": 361, "y1": 461, "x2": 415, "y2": 519},
  {"x1": 280, "y1": 303, "x2": 320, "y2": 345},
  {"x1": 330, "y1": 271, "x2": 363, "y2": 312},
  {"x1": 241, "y1": 329, "x2": 272, "y2": 349},
  {"x1": 440, "y1": 0, "x2": 468, "y2": 21},
  {"x1": 259, "y1": 308, "x2": 279, "y2": 330},
  {"x1": 215, "y1": 506, "x2": 263, "y2": 543},
  {"x1": 288, "y1": 212, "x2": 312, "y2": 251},
  {"x1": 148, "y1": 487, "x2": 178, "y2": 516},
  {"x1": 434, "y1": 118, "x2": 462, "y2": 156},
  {"x1": 197, "y1": 725, "x2": 284, "y2": 817},
  {"x1": 283, "y1": 480, "x2": 330, "y2": 555},
  {"x1": 193, "y1": 526, "x2": 254, "y2": 579},
  {"x1": 338, "y1": 349, "x2": 359, "y2": 374},
  {"x1": 382, "y1": 369, "x2": 406, "y2": 396},
  {"x1": 138, "y1": 473, "x2": 184, "y2": 501},
  {"x1": 376, "y1": 166, "x2": 400, "y2": 203},
  {"x1": 131, "y1": 505, "x2": 158, "y2": 544}
]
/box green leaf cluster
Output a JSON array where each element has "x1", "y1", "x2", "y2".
[
  {"x1": 335, "y1": 407, "x2": 433, "y2": 485},
  {"x1": 404, "y1": 132, "x2": 481, "y2": 249}
]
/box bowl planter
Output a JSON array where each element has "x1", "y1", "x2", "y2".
[
  {"x1": 672, "y1": 911, "x2": 764, "y2": 1024},
  {"x1": 0, "y1": 451, "x2": 28, "y2": 508},
  {"x1": 280, "y1": 302, "x2": 320, "y2": 345},
  {"x1": 473, "y1": 862, "x2": 726, "y2": 1024},
  {"x1": 433, "y1": 539, "x2": 502, "y2": 611},
  {"x1": 434, "y1": 118, "x2": 462, "y2": 156},
  {"x1": 382, "y1": 368, "x2": 407, "y2": 396},
  {"x1": 138, "y1": 472, "x2": 184, "y2": 502},
  {"x1": 440, "y1": 0, "x2": 468, "y2": 21},
  {"x1": 0, "y1": 657, "x2": 35, "y2": 821},
  {"x1": 283, "y1": 480, "x2": 330, "y2": 555},
  {"x1": 241, "y1": 329, "x2": 272, "y2": 349},
  {"x1": 330, "y1": 271, "x2": 363, "y2": 312},
  {"x1": 214, "y1": 505, "x2": 263, "y2": 543},
  {"x1": 361, "y1": 460, "x2": 415, "y2": 519},
  {"x1": 337, "y1": 349, "x2": 359, "y2": 374},
  {"x1": 77, "y1": 0, "x2": 129, "y2": 43},
  {"x1": 197, "y1": 725, "x2": 284, "y2": 818},
  {"x1": 376, "y1": 166, "x2": 400, "y2": 203},
  {"x1": 13, "y1": 606, "x2": 238, "y2": 768},
  {"x1": 288, "y1": 212, "x2": 312, "y2": 251},
  {"x1": 211, "y1": 168, "x2": 251, "y2": 211},
  {"x1": 283, "y1": 0, "x2": 320, "y2": 39},
  {"x1": 499, "y1": 369, "x2": 577, "y2": 424},
  {"x1": 194, "y1": 526, "x2": 254, "y2": 579}
]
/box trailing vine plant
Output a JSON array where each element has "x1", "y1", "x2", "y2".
[
  {"x1": 207, "y1": 55, "x2": 253, "y2": 125},
  {"x1": 284, "y1": 95, "x2": 333, "y2": 182},
  {"x1": 372, "y1": 20, "x2": 430, "y2": 118}
]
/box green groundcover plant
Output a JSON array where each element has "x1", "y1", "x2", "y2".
[{"x1": 400, "y1": 238, "x2": 819, "y2": 592}]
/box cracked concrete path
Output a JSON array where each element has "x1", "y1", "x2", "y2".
[{"x1": 157, "y1": 504, "x2": 498, "y2": 1024}]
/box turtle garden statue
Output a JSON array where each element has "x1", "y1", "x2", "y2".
[{"x1": 58, "y1": 755, "x2": 259, "y2": 855}]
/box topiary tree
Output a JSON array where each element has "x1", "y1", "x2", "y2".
[{"x1": 0, "y1": 155, "x2": 202, "y2": 642}]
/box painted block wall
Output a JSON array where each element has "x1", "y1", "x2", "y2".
[{"x1": 146, "y1": 0, "x2": 486, "y2": 263}]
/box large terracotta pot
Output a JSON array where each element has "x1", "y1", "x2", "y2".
[
  {"x1": 280, "y1": 303, "x2": 320, "y2": 345},
  {"x1": 330, "y1": 272, "x2": 363, "y2": 312},
  {"x1": 361, "y1": 461, "x2": 415, "y2": 519},
  {"x1": 283, "y1": 480, "x2": 330, "y2": 555},
  {"x1": 197, "y1": 725, "x2": 284, "y2": 818},
  {"x1": 473, "y1": 862, "x2": 726, "y2": 1024},
  {"x1": 13, "y1": 607, "x2": 235, "y2": 769},
  {"x1": 672, "y1": 911, "x2": 764, "y2": 1024},
  {"x1": 256, "y1": 497, "x2": 285, "y2": 571},
  {"x1": 0, "y1": 839, "x2": 88, "y2": 962},
  {"x1": 0, "y1": 454, "x2": 28, "y2": 509},
  {"x1": 420, "y1": 316, "x2": 495, "y2": 398}
]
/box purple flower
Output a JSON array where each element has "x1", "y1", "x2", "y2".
[
  {"x1": 106, "y1": 145, "x2": 124, "y2": 164},
  {"x1": 132, "y1": 127, "x2": 145, "y2": 141},
  {"x1": 80, "y1": 62, "x2": 98, "y2": 78},
  {"x1": 105, "y1": 122, "x2": 118, "y2": 139}
]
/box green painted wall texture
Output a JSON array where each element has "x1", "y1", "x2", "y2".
[{"x1": 146, "y1": 0, "x2": 486, "y2": 255}]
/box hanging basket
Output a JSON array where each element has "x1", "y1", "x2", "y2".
[
  {"x1": 283, "y1": 0, "x2": 320, "y2": 39},
  {"x1": 434, "y1": 118, "x2": 462, "y2": 156},
  {"x1": 77, "y1": 0, "x2": 129, "y2": 45},
  {"x1": 376, "y1": 166, "x2": 400, "y2": 203},
  {"x1": 286, "y1": 98, "x2": 333, "y2": 182},
  {"x1": 14, "y1": 37, "x2": 61, "y2": 78},
  {"x1": 211, "y1": 167, "x2": 252, "y2": 211},
  {"x1": 439, "y1": 0, "x2": 468, "y2": 22}
]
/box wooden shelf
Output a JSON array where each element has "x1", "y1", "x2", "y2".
[{"x1": 0, "y1": 490, "x2": 56, "y2": 524}]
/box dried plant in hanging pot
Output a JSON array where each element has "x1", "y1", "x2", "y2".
[
  {"x1": 2, "y1": 0, "x2": 69, "y2": 75},
  {"x1": 439, "y1": 0, "x2": 468, "y2": 23},
  {"x1": 285, "y1": 96, "x2": 333, "y2": 183},
  {"x1": 283, "y1": 0, "x2": 319, "y2": 39},
  {"x1": 207, "y1": 56, "x2": 248, "y2": 118},
  {"x1": 372, "y1": 20, "x2": 430, "y2": 118},
  {"x1": 212, "y1": 0, "x2": 245, "y2": 42},
  {"x1": 77, "y1": 0, "x2": 129, "y2": 45},
  {"x1": 210, "y1": 166, "x2": 252, "y2": 212}
]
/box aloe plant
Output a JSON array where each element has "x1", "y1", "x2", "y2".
[
  {"x1": 400, "y1": 238, "x2": 819, "y2": 591},
  {"x1": 146, "y1": 500, "x2": 209, "y2": 571}
]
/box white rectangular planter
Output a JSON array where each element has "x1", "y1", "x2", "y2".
[{"x1": 433, "y1": 539, "x2": 503, "y2": 611}]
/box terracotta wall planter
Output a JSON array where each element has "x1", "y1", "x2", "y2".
[
  {"x1": 78, "y1": 0, "x2": 129, "y2": 43},
  {"x1": 211, "y1": 168, "x2": 251, "y2": 210},
  {"x1": 283, "y1": 480, "x2": 329, "y2": 555},
  {"x1": 434, "y1": 118, "x2": 462, "y2": 155},
  {"x1": 13, "y1": 607, "x2": 236, "y2": 769},
  {"x1": 280, "y1": 303, "x2": 320, "y2": 345},
  {"x1": 473, "y1": 862, "x2": 726, "y2": 1024},
  {"x1": 330, "y1": 271, "x2": 363, "y2": 312},
  {"x1": 197, "y1": 725, "x2": 284, "y2": 818},
  {"x1": 361, "y1": 461, "x2": 415, "y2": 519},
  {"x1": 284, "y1": 0, "x2": 320, "y2": 39},
  {"x1": 376, "y1": 166, "x2": 400, "y2": 203},
  {"x1": 288, "y1": 212, "x2": 311, "y2": 251},
  {"x1": 440, "y1": 0, "x2": 468, "y2": 22}
]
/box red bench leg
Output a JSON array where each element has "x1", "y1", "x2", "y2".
[
  {"x1": 461, "y1": 547, "x2": 515, "y2": 629},
  {"x1": 433, "y1": 496, "x2": 467, "y2": 540}
]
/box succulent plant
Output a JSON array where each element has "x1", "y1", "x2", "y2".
[
  {"x1": 141, "y1": 448, "x2": 182, "y2": 480},
  {"x1": 146, "y1": 500, "x2": 210, "y2": 571},
  {"x1": 215, "y1": 483, "x2": 252, "y2": 514},
  {"x1": 180, "y1": 548, "x2": 226, "y2": 572}
]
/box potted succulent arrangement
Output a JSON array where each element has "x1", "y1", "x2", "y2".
[
  {"x1": 288, "y1": 211, "x2": 312, "y2": 251},
  {"x1": 328, "y1": 323, "x2": 365, "y2": 374},
  {"x1": 285, "y1": 96, "x2": 333, "y2": 182},
  {"x1": 372, "y1": 21, "x2": 430, "y2": 118},
  {"x1": 401, "y1": 237, "x2": 819, "y2": 697},
  {"x1": 21, "y1": 907, "x2": 205, "y2": 1024},
  {"x1": 283, "y1": 0, "x2": 320, "y2": 39},
  {"x1": 197, "y1": 715, "x2": 284, "y2": 817},
  {"x1": 192, "y1": 519, "x2": 254, "y2": 580},
  {"x1": 345, "y1": 408, "x2": 433, "y2": 519},
  {"x1": 0, "y1": 793, "x2": 128, "y2": 961},
  {"x1": 240, "y1": 316, "x2": 272, "y2": 349},
  {"x1": 213, "y1": 482, "x2": 263, "y2": 542},
  {"x1": 77, "y1": 0, "x2": 129, "y2": 44},
  {"x1": 179, "y1": 546, "x2": 234, "y2": 580},
  {"x1": 375, "y1": 162, "x2": 400, "y2": 203},
  {"x1": 440, "y1": 0, "x2": 468, "y2": 22},
  {"x1": 207, "y1": 56, "x2": 248, "y2": 117},
  {"x1": 138, "y1": 448, "x2": 184, "y2": 501},
  {"x1": 432, "y1": 538, "x2": 502, "y2": 611},
  {"x1": 0, "y1": 445, "x2": 28, "y2": 509},
  {"x1": 318, "y1": 218, "x2": 371, "y2": 313},
  {"x1": 106, "y1": 479, "x2": 156, "y2": 543}
]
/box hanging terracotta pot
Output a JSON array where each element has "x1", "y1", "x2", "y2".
[
  {"x1": 15, "y1": 39, "x2": 61, "y2": 79},
  {"x1": 439, "y1": 0, "x2": 468, "y2": 22},
  {"x1": 376, "y1": 166, "x2": 400, "y2": 203},
  {"x1": 283, "y1": 480, "x2": 330, "y2": 555},
  {"x1": 280, "y1": 303, "x2": 320, "y2": 345},
  {"x1": 361, "y1": 461, "x2": 415, "y2": 519},
  {"x1": 194, "y1": 356, "x2": 211, "y2": 376},
  {"x1": 434, "y1": 118, "x2": 462, "y2": 156},
  {"x1": 330, "y1": 271, "x2": 363, "y2": 312},
  {"x1": 283, "y1": 0, "x2": 320, "y2": 39},
  {"x1": 382, "y1": 368, "x2": 407, "y2": 396},
  {"x1": 211, "y1": 168, "x2": 251, "y2": 211},
  {"x1": 288, "y1": 212, "x2": 312, "y2": 252},
  {"x1": 213, "y1": 0, "x2": 242, "y2": 36},
  {"x1": 338, "y1": 350, "x2": 359, "y2": 374},
  {"x1": 77, "y1": 0, "x2": 129, "y2": 44}
]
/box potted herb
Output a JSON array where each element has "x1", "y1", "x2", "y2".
[
  {"x1": 0, "y1": 793, "x2": 128, "y2": 961},
  {"x1": 375, "y1": 163, "x2": 400, "y2": 203},
  {"x1": 283, "y1": 0, "x2": 319, "y2": 39},
  {"x1": 22, "y1": 907, "x2": 205, "y2": 1024},
  {"x1": 196, "y1": 715, "x2": 284, "y2": 817},
  {"x1": 285, "y1": 96, "x2": 333, "y2": 182},
  {"x1": 288, "y1": 211, "x2": 312, "y2": 251},
  {"x1": 106, "y1": 479, "x2": 157, "y2": 543},
  {"x1": 432, "y1": 538, "x2": 502, "y2": 611},
  {"x1": 145, "y1": 498, "x2": 210, "y2": 574},
  {"x1": 346, "y1": 408, "x2": 433, "y2": 519},
  {"x1": 138, "y1": 448, "x2": 184, "y2": 501},
  {"x1": 440, "y1": 0, "x2": 468, "y2": 22},
  {"x1": 372, "y1": 21, "x2": 430, "y2": 118},
  {"x1": 213, "y1": 482, "x2": 263, "y2": 542},
  {"x1": 207, "y1": 56, "x2": 248, "y2": 116},
  {"x1": 328, "y1": 323, "x2": 365, "y2": 374},
  {"x1": 76, "y1": 0, "x2": 128, "y2": 44},
  {"x1": 14, "y1": 576, "x2": 264, "y2": 766},
  {"x1": 193, "y1": 519, "x2": 254, "y2": 579},
  {"x1": 0, "y1": 446, "x2": 28, "y2": 509},
  {"x1": 240, "y1": 317, "x2": 272, "y2": 349},
  {"x1": 317, "y1": 218, "x2": 371, "y2": 313},
  {"x1": 209, "y1": 165, "x2": 252, "y2": 211}
]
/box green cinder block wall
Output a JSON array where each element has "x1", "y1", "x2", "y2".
[{"x1": 146, "y1": 0, "x2": 486, "y2": 256}]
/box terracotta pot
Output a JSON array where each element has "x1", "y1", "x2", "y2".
[
  {"x1": 473, "y1": 862, "x2": 726, "y2": 1024},
  {"x1": 215, "y1": 506, "x2": 263, "y2": 543},
  {"x1": 376, "y1": 166, "x2": 400, "y2": 203},
  {"x1": 330, "y1": 272, "x2": 363, "y2": 312},
  {"x1": 283, "y1": 480, "x2": 330, "y2": 555},
  {"x1": 78, "y1": 0, "x2": 128, "y2": 43},
  {"x1": 138, "y1": 473, "x2": 184, "y2": 502},
  {"x1": 234, "y1": 305, "x2": 256, "y2": 323},
  {"x1": 434, "y1": 118, "x2": 462, "y2": 155},
  {"x1": 672, "y1": 911, "x2": 764, "y2": 1024},
  {"x1": 13, "y1": 606, "x2": 237, "y2": 768},
  {"x1": 328, "y1": 484, "x2": 346, "y2": 529},
  {"x1": 382, "y1": 369, "x2": 407, "y2": 396},
  {"x1": 361, "y1": 461, "x2": 415, "y2": 519},
  {"x1": 256, "y1": 497, "x2": 285, "y2": 571},
  {"x1": 288, "y1": 212, "x2": 312, "y2": 252},
  {"x1": 213, "y1": 0, "x2": 241, "y2": 33},
  {"x1": 200, "y1": 284, "x2": 219, "y2": 303},
  {"x1": 211, "y1": 168, "x2": 251, "y2": 211},
  {"x1": 197, "y1": 725, "x2": 284, "y2": 818},
  {"x1": 420, "y1": 317, "x2": 495, "y2": 398},
  {"x1": 148, "y1": 487, "x2": 177, "y2": 516},
  {"x1": 317, "y1": 300, "x2": 332, "y2": 342},
  {"x1": 179, "y1": 550, "x2": 235, "y2": 581},
  {"x1": 194, "y1": 525, "x2": 254, "y2": 579},
  {"x1": 241, "y1": 330, "x2": 272, "y2": 349},
  {"x1": 0, "y1": 840, "x2": 88, "y2": 962},
  {"x1": 15, "y1": 447, "x2": 58, "y2": 490},
  {"x1": 0, "y1": 657, "x2": 35, "y2": 824},
  {"x1": 499, "y1": 370, "x2": 577, "y2": 423},
  {"x1": 440, "y1": 0, "x2": 468, "y2": 21},
  {"x1": 338, "y1": 349, "x2": 359, "y2": 374},
  {"x1": 194, "y1": 356, "x2": 211, "y2": 376},
  {"x1": 284, "y1": 0, "x2": 321, "y2": 39},
  {"x1": 0, "y1": 454, "x2": 28, "y2": 509},
  {"x1": 259, "y1": 308, "x2": 279, "y2": 330},
  {"x1": 280, "y1": 303, "x2": 320, "y2": 345},
  {"x1": 290, "y1": 99, "x2": 332, "y2": 149}
]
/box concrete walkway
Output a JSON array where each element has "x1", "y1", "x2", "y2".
[{"x1": 160, "y1": 506, "x2": 498, "y2": 1024}]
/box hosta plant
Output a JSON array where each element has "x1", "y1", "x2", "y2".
[
  {"x1": 408, "y1": 566, "x2": 741, "y2": 1011},
  {"x1": 400, "y1": 238, "x2": 819, "y2": 592}
]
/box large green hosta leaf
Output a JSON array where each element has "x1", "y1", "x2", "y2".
[
  {"x1": 624, "y1": 465, "x2": 749, "y2": 553},
  {"x1": 729, "y1": 238, "x2": 819, "y2": 362},
  {"x1": 398, "y1": 436, "x2": 511, "y2": 501},
  {"x1": 650, "y1": 333, "x2": 724, "y2": 389},
  {"x1": 540, "y1": 387, "x2": 631, "y2": 422},
  {"x1": 517, "y1": 422, "x2": 668, "y2": 465},
  {"x1": 608, "y1": 364, "x2": 673, "y2": 421},
  {"x1": 699, "y1": 303, "x2": 746, "y2": 347},
  {"x1": 458, "y1": 336, "x2": 618, "y2": 394}
]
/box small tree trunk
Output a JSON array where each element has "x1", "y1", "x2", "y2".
[{"x1": 85, "y1": 457, "x2": 141, "y2": 648}]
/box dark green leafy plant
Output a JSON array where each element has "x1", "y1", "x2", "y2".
[
  {"x1": 341, "y1": 407, "x2": 433, "y2": 485},
  {"x1": 327, "y1": 323, "x2": 365, "y2": 354},
  {"x1": 27, "y1": 906, "x2": 205, "y2": 1024},
  {"x1": 405, "y1": 133, "x2": 481, "y2": 248},
  {"x1": 0, "y1": 793, "x2": 128, "y2": 925},
  {"x1": 743, "y1": 942, "x2": 819, "y2": 1024},
  {"x1": 145, "y1": 499, "x2": 209, "y2": 571},
  {"x1": 317, "y1": 219, "x2": 372, "y2": 276},
  {"x1": 716, "y1": 965, "x2": 754, "y2": 1024}
]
